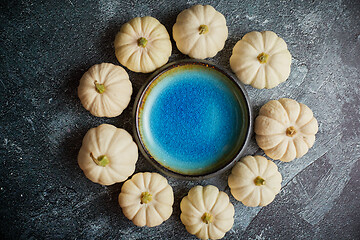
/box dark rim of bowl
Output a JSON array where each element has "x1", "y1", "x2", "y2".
[{"x1": 133, "y1": 59, "x2": 253, "y2": 180}]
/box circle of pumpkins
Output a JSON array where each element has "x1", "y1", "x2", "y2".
[{"x1": 77, "y1": 4, "x2": 318, "y2": 240}]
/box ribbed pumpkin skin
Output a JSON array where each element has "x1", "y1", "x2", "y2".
[
  {"x1": 78, "y1": 63, "x2": 132, "y2": 117},
  {"x1": 118, "y1": 172, "x2": 174, "y2": 227},
  {"x1": 173, "y1": 5, "x2": 228, "y2": 59},
  {"x1": 78, "y1": 124, "x2": 138, "y2": 185},
  {"x1": 255, "y1": 98, "x2": 318, "y2": 162},
  {"x1": 180, "y1": 185, "x2": 234, "y2": 240},
  {"x1": 114, "y1": 16, "x2": 172, "y2": 73},
  {"x1": 228, "y1": 155, "x2": 282, "y2": 207},
  {"x1": 230, "y1": 31, "x2": 292, "y2": 89}
]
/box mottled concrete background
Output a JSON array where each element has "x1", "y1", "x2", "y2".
[{"x1": 0, "y1": 0, "x2": 359, "y2": 239}]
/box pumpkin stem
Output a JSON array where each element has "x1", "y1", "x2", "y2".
[
  {"x1": 94, "y1": 81, "x2": 105, "y2": 94},
  {"x1": 137, "y1": 37, "x2": 148, "y2": 48},
  {"x1": 286, "y1": 126, "x2": 297, "y2": 137},
  {"x1": 90, "y1": 152, "x2": 109, "y2": 167},
  {"x1": 254, "y1": 176, "x2": 266, "y2": 186},
  {"x1": 199, "y1": 25, "x2": 209, "y2": 35},
  {"x1": 201, "y1": 212, "x2": 213, "y2": 224},
  {"x1": 140, "y1": 192, "x2": 152, "y2": 204},
  {"x1": 257, "y1": 52, "x2": 269, "y2": 64}
]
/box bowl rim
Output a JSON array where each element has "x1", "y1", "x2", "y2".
[{"x1": 132, "y1": 59, "x2": 253, "y2": 180}]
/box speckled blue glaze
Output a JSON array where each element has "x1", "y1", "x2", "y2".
[{"x1": 139, "y1": 65, "x2": 247, "y2": 175}]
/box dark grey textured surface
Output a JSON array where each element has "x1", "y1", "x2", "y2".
[{"x1": 0, "y1": 0, "x2": 359, "y2": 239}]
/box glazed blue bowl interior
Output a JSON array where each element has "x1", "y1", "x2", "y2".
[{"x1": 135, "y1": 60, "x2": 251, "y2": 178}]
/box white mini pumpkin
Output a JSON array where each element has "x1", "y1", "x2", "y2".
[
  {"x1": 78, "y1": 63, "x2": 132, "y2": 117},
  {"x1": 173, "y1": 5, "x2": 228, "y2": 59},
  {"x1": 119, "y1": 172, "x2": 174, "y2": 227},
  {"x1": 180, "y1": 185, "x2": 234, "y2": 240},
  {"x1": 228, "y1": 155, "x2": 282, "y2": 207},
  {"x1": 230, "y1": 31, "x2": 292, "y2": 89},
  {"x1": 78, "y1": 124, "x2": 138, "y2": 185},
  {"x1": 114, "y1": 16, "x2": 172, "y2": 73},
  {"x1": 255, "y1": 98, "x2": 318, "y2": 162}
]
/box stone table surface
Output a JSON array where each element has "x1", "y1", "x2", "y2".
[{"x1": 1, "y1": 0, "x2": 359, "y2": 239}]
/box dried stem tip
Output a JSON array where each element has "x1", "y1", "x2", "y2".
[
  {"x1": 199, "y1": 25, "x2": 209, "y2": 35},
  {"x1": 140, "y1": 192, "x2": 152, "y2": 204},
  {"x1": 94, "y1": 81, "x2": 105, "y2": 94},
  {"x1": 137, "y1": 37, "x2": 148, "y2": 48},
  {"x1": 286, "y1": 126, "x2": 297, "y2": 137},
  {"x1": 257, "y1": 52, "x2": 269, "y2": 64},
  {"x1": 201, "y1": 212, "x2": 213, "y2": 224},
  {"x1": 254, "y1": 176, "x2": 266, "y2": 186},
  {"x1": 90, "y1": 152, "x2": 109, "y2": 167}
]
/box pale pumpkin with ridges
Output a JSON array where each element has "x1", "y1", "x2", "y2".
[
  {"x1": 173, "y1": 5, "x2": 228, "y2": 59},
  {"x1": 114, "y1": 16, "x2": 172, "y2": 73},
  {"x1": 255, "y1": 98, "x2": 318, "y2": 162},
  {"x1": 180, "y1": 185, "x2": 234, "y2": 240},
  {"x1": 78, "y1": 124, "x2": 138, "y2": 185},
  {"x1": 78, "y1": 63, "x2": 132, "y2": 118},
  {"x1": 230, "y1": 31, "x2": 292, "y2": 89},
  {"x1": 228, "y1": 155, "x2": 282, "y2": 207},
  {"x1": 119, "y1": 172, "x2": 174, "y2": 227}
]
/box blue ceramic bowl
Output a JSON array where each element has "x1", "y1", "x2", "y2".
[{"x1": 133, "y1": 59, "x2": 252, "y2": 180}]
